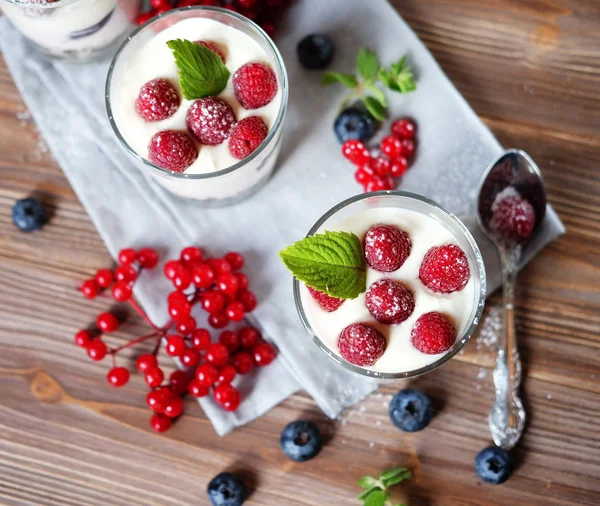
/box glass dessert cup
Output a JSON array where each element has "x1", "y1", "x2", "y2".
[
  {"x1": 1, "y1": 0, "x2": 140, "y2": 62},
  {"x1": 105, "y1": 6, "x2": 288, "y2": 207},
  {"x1": 294, "y1": 191, "x2": 487, "y2": 380}
]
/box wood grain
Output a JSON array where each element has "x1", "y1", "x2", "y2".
[{"x1": 0, "y1": 0, "x2": 599, "y2": 505}]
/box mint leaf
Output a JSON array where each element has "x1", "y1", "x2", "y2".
[
  {"x1": 357, "y1": 485, "x2": 379, "y2": 501},
  {"x1": 381, "y1": 469, "x2": 412, "y2": 488},
  {"x1": 357, "y1": 49, "x2": 379, "y2": 80},
  {"x1": 390, "y1": 56, "x2": 408, "y2": 77},
  {"x1": 363, "y1": 489, "x2": 388, "y2": 506},
  {"x1": 378, "y1": 467, "x2": 411, "y2": 482},
  {"x1": 382, "y1": 55, "x2": 416, "y2": 95},
  {"x1": 322, "y1": 72, "x2": 358, "y2": 88},
  {"x1": 167, "y1": 39, "x2": 230, "y2": 100},
  {"x1": 357, "y1": 476, "x2": 378, "y2": 490},
  {"x1": 363, "y1": 96, "x2": 386, "y2": 121},
  {"x1": 279, "y1": 231, "x2": 366, "y2": 299},
  {"x1": 366, "y1": 84, "x2": 387, "y2": 107}
]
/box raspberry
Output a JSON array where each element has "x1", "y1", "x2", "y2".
[
  {"x1": 307, "y1": 286, "x2": 345, "y2": 312},
  {"x1": 337, "y1": 323, "x2": 385, "y2": 367},
  {"x1": 228, "y1": 116, "x2": 268, "y2": 160},
  {"x1": 419, "y1": 244, "x2": 470, "y2": 294},
  {"x1": 233, "y1": 62, "x2": 278, "y2": 109},
  {"x1": 391, "y1": 118, "x2": 416, "y2": 140},
  {"x1": 370, "y1": 156, "x2": 392, "y2": 177},
  {"x1": 380, "y1": 136, "x2": 403, "y2": 160},
  {"x1": 186, "y1": 97, "x2": 236, "y2": 146},
  {"x1": 390, "y1": 156, "x2": 408, "y2": 177},
  {"x1": 364, "y1": 224, "x2": 411, "y2": 272},
  {"x1": 196, "y1": 40, "x2": 226, "y2": 63},
  {"x1": 410, "y1": 312, "x2": 457, "y2": 354},
  {"x1": 365, "y1": 279, "x2": 415, "y2": 324},
  {"x1": 342, "y1": 140, "x2": 371, "y2": 166},
  {"x1": 490, "y1": 194, "x2": 536, "y2": 244},
  {"x1": 135, "y1": 78, "x2": 180, "y2": 122},
  {"x1": 148, "y1": 130, "x2": 198, "y2": 173}
]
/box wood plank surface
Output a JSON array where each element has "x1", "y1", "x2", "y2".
[{"x1": 0, "y1": 0, "x2": 599, "y2": 505}]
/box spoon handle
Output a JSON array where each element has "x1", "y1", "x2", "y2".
[{"x1": 489, "y1": 248, "x2": 526, "y2": 450}]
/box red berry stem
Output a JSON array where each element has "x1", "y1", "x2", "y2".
[
  {"x1": 127, "y1": 297, "x2": 162, "y2": 331},
  {"x1": 109, "y1": 331, "x2": 160, "y2": 355}
]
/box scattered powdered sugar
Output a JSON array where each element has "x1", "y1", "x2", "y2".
[
  {"x1": 15, "y1": 108, "x2": 50, "y2": 161},
  {"x1": 16, "y1": 109, "x2": 31, "y2": 126},
  {"x1": 476, "y1": 307, "x2": 501, "y2": 352},
  {"x1": 546, "y1": 393, "x2": 552, "y2": 400},
  {"x1": 369, "y1": 442, "x2": 375, "y2": 448},
  {"x1": 477, "y1": 367, "x2": 488, "y2": 380}
]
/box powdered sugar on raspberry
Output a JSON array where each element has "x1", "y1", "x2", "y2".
[
  {"x1": 135, "y1": 79, "x2": 180, "y2": 122},
  {"x1": 186, "y1": 97, "x2": 236, "y2": 146},
  {"x1": 490, "y1": 187, "x2": 536, "y2": 244},
  {"x1": 307, "y1": 286, "x2": 345, "y2": 312},
  {"x1": 365, "y1": 279, "x2": 415, "y2": 324},
  {"x1": 338, "y1": 323, "x2": 386, "y2": 366},
  {"x1": 148, "y1": 130, "x2": 198, "y2": 173},
  {"x1": 364, "y1": 224, "x2": 411, "y2": 272},
  {"x1": 196, "y1": 40, "x2": 226, "y2": 63}
]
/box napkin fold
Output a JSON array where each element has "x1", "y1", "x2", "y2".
[{"x1": 0, "y1": 0, "x2": 564, "y2": 435}]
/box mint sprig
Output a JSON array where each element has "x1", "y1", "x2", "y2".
[
  {"x1": 167, "y1": 39, "x2": 230, "y2": 100},
  {"x1": 357, "y1": 467, "x2": 412, "y2": 506},
  {"x1": 322, "y1": 49, "x2": 416, "y2": 120},
  {"x1": 279, "y1": 231, "x2": 366, "y2": 300}
]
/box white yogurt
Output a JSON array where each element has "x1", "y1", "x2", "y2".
[
  {"x1": 300, "y1": 207, "x2": 476, "y2": 374},
  {"x1": 1, "y1": 0, "x2": 139, "y2": 60},
  {"x1": 113, "y1": 16, "x2": 283, "y2": 200}
]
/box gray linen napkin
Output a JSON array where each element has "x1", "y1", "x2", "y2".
[{"x1": 0, "y1": 0, "x2": 564, "y2": 435}]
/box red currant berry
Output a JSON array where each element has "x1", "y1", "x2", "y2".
[
  {"x1": 192, "y1": 263, "x2": 216, "y2": 289},
  {"x1": 188, "y1": 379, "x2": 210, "y2": 398},
  {"x1": 391, "y1": 118, "x2": 416, "y2": 140},
  {"x1": 233, "y1": 272, "x2": 249, "y2": 291},
  {"x1": 213, "y1": 383, "x2": 241, "y2": 411},
  {"x1": 150, "y1": 0, "x2": 169, "y2": 9},
  {"x1": 217, "y1": 365, "x2": 237, "y2": 384},
  {"x1": 164, "y1": 397, "x2": 184, "y2": 419},
  {"x1": 137, "y1": 248, "x2": 159, "y2": 269},
  {"x1": 145, "y1": 366, "x2": 164, "y2": 387},
  {"x1": 165, "y1": 335, "x2": 186, "y2": 357},
  {"x1": 146, "y1": 388, "x2": 170, "y2": 412},
  {"x1": 216, "y1": 273, "x2": 239, "y2": 296},
  {"x1": 237, "y1": 290, "x2": 257, "y2": 312},
  {"x1": 176, "y1": 316, "x2": 197, "y2": 335},
  {"x1": 172, "y1": 269, "x2": 191, "y2": 291},
  {"x1": 75, "y1": 329, "x2": 92, "y2": 347},
  {"x1": 237, "y1": 0, "x2": 256, "y2": 8},
  {"x1": 260, "y1": 22, "x2": 276, "y2": 38},
  {"x1": 169, "y1": 370, "x2": 191, "y2": 394},
  {"x1": 355, "y1": 166, "x2": 373, "y2": 185},
  {"x1": 136, "y1": 353, "x2": 158, "y2": 372},
  {"x1": 364, "y1": 176, "x2": 387, "y2": 193},
  {"x1": 180, "y1": 246, "x2": 203, "y2": 267},
  {"x1": 156, "y1": 5, "x2": 172, "y2": 13},
  {"x1": 115, "y1": 264, "x2": 137, "y2": 283},
  {"x1": 163, "y1": 260, "x2": 184, "y2": 280},
  {"x1": 168, "y1": 299, "x2": 191, "y2": 321},
  {"x1": 400, "y1": 139, "x2": 416, "y2": 158},
  {"x1": 205, "y1": 343, "x2": 229, "y2": 366},
  {"x1": 180, "y1": 347, "x2": 201, "y2": 367},
  {"x1": 191, "y1": 328, "x2": 211, "y2": 351},
  {"x1": 137, "y1": 11, "x2": 155, "y2": 25},
  {"x1": 208, "y1": 258, "x2": 232, "y2": 275},
  {"x1": 252, "y1": 342, "x2": 276, "y2": 366},
  {"x1": 380, "y1": 136, "x2": 403, "y2": 160},
  {"x1": 231, "y1": 351, "x2": 254, "y2": 374},
  {"x1": 86, "y1": 340, "x2": 107, "y2": 361},
  {"x1": 107, "y1": 367, "x2": 130, "y2": 387},
  {"x1": 341, "y1": 140, "x2": 371, "y2": 166},
  {"x1": 238, "y1": 327, "x2": 260, "y2": 349},
  {"x1": 218, "y1": 330, "x2": 239, "y2": 353},
  {"x1": 208, "y1": 312, "x2": 229, "y2": 329},
  {"x1": 112, "y1": 281, "x2": 132, "y2": 302},
  {"x1": 201, "y1": 291, "x2": 227, "y2": 314},
  {"x1": 168, "y1": 290, "x2": 191, "y2": 311},
  {"x1": 195, "y1": 363, "x2": 218, "y2": 386},
  {"x1": 225, "y1": 301, "x2": 245, "y2": 322},
  {"x1": 150, "y1": 413, "x2": 172, "y2": 432},
  {"x1": 95, "y1": 269, "x2": 114, "y2": 288},
  {"x1": 96, "y1": 312, "x2": 119, "y2": 333},
  {"x1": 370, "y1": 155, "x2": 392, "y2": 177},
  {"x1": 223, "y1": 252, "x2": 244, "y2": 271},
  {"x1": 81, "y1": 279, "x2": 99, "y2": 299},
  {"x1": 390, "y1": 156, "x2": 408, "y2": 177},
  {"x1": 118, "y1": 248, "x2": 137, "y2": 265}
]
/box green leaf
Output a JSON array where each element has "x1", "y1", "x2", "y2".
[
  {"x1": 321, "y1": 72, "x2": 359, "y2": 88},
  {"x1": 366, "y1": 84, "x2": 387, "y2": 107},
  {"x1": 381, "y1": 469, "x2": 413, "y2": 488},
  {"x1": 378, "y1": 68, "x2": 392, "y2": 88},
  {"x1": 390, "y1": 55, "x2": 408, "y2": 77},
  {"x1": 363, "y1": 489, "x2": 388, "y2": 506},
  {"x1": 166, "y1": 39, "x2": 230, "y2": 100},
  {"x1": 279, "y1": 231, "x2": 367, "y2": 299},
  {"x1": 356, "y1": 48, "x2": 379, "y2": 80},
  {"x1": 378, "y1": 467, "x2": 411, "y2": 482},
  {"x1": 357, "y1": 476, "x2": 378, "y2": 490},
  {"x1": 363, "y1": 96, "x2": 386, "y2": 121},
  {"x1": 357, "y1": 485, "x2": 379, "y2": 501}
]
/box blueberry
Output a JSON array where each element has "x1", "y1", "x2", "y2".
[
  {"x1": 297, "y1": 34, "x2": 335, "y2": 70},
  {"x1": 207, "y1": 472, "x2": 245, "y2": 506},
  {"x1": 475, "y1": 446, "x2": 512, "y2": 484},
  {"x1": 333, "y1": 107, "x2": 375, "y2": 144},
  {"x1": 280, "y1": 420, "x2": 322, "y2": 462},
  {"x1": 389, "y1": 389, "x2": 433, "y2": 432},
  {"x1": 12, "y1": 197, "x2": 47, "y2": 232}
]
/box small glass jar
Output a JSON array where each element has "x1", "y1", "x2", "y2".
[
  {"x1": 1, "y1": 0, "x2": 140, "y2": 62},
  {"x1": 105, "y1": 6, "x2": 288, "y2": 206},
  {"x1": 294, "y1": 191, "x2": 487, "y2": 380}
]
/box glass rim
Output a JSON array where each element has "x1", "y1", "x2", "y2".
[
  {"x1": 104, "y1": 5, "x2": 289, "y2": 180},
  {"x1": 4, "y1": 0, "x2": 83, "y2": 8},
  {"x1": 293, "y1": 190, "x2": 487, "y2": 380}
]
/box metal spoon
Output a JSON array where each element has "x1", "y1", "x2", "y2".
[{"x1": 477, "y1": 149, "x2": 546, "y2": 450}]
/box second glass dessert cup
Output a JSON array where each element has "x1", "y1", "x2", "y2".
[{"x1": 294, "y1": 191, "x2": 487, "y2": 380}]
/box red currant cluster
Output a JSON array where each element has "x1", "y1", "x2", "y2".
[
  {"x1": 341, "y1": 118, "x2": 417, "y2": 193},
  {"x1": 137, "y1": 0, "x2": 292, "y2": 37},
  {"x1": 74, "y1": 246, "x2": 276, "y2": 433}
]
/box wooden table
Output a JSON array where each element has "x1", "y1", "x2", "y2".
[{"x1": 1, "y1": 1, "x2": 599, "y2": 505}]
